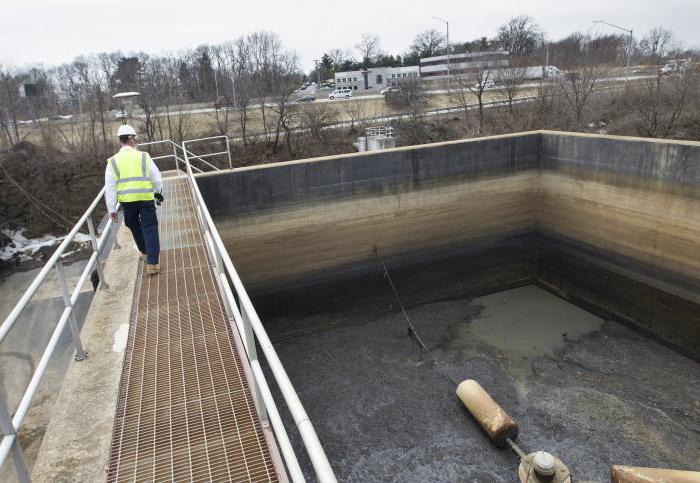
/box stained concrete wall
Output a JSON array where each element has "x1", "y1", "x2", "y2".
[
  {"x1": 200, "y1": 133, "x2": 540, "y2": 294},
  {"x1": 537, "y1": 132, "x2": 700, "y2": 360},
  {"x1": 199, "y1": 131, "x2": 700, "y2": 359}
]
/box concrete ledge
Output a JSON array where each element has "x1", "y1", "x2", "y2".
[{"x1": 32, "y1": 225, "x2": 139, "y2": 482}]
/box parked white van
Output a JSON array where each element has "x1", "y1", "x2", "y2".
[{"x1": 329, "y1": 88, "x2": 353, "y2": 100}]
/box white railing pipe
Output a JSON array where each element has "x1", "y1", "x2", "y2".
[
  {"x1": 249, "y1": 358, "x2": 306, "y2": 483},
  {"x1": 181, "y1": 147, "x2": 336, "y2": 482},
  {"x1": 0, "y1": 187, "x2": 106, "y2": 345},
  {"x1": 13, "y1": 305, "x2": 72, "y2": 428}
]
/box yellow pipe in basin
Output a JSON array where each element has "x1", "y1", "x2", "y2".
[{"x1": 456, "y1": 379, "x2": 518, "y2": 447}]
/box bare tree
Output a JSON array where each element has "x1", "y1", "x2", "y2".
[
  {"x1": 555, "y1": 35, "x2": 609, "y2": 128},
  {"x1": 497, "y1": 15, "x2": 542, "y2": 56},
  {"x1": 411, "y1": 29, "x2": 445, "y2": 57},
  {"x1": 453, "y1": 75, "x2": 474, "y2": 131},
  {"x1": 639, "y1": 27, "x2": 674, "y2": 62},
  {"x1": 238, "y1": 31, "x2": 301, "y2": 154},
  {"x1": 454, "y1": 59, "x2": 497, "y2": 134},
  {"x1": 0, "y1": 65, "x2": 23, "y2": 143},
  {"x1": 344, "y1": 99, "x2": 368, "y2": 131},
  {"x1": 138, "y1": 54, "x2": 162, "y2": 142},
  {"x1": 496, "y1": 65, "x2": 529, "y2": 111},
  {"x1": 388, "y1": 79, "x2": 429, "y2": 144},
  {"x1": 385, "y1": 78, "x2": 427, "y2": 113},
  {"x1": 229, "y1": 37, "x2": 254, "y2": 146},
  {"x1": 355, "y1": 34, "x2": 381, "y2": 65},
  {"x1": 269, "y1": 66, "x2": 300, "y2": 155},
  {"x1": 327, "y1": 48, "x2": 350, "y2": 68},
  {"x1": 298, "y1": 103, "x2": 338, "y2": 141},
  {"x1": 630, "y1": 68, "x2": 699, "y2": 138}
]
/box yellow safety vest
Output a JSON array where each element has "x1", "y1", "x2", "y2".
[{"x1": 109, "y1": 150, "x2": 154, "y2": 203}]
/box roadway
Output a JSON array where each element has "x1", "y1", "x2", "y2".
[{"x1": 138, "y1": 72, "x2": 656, "y2": 119}]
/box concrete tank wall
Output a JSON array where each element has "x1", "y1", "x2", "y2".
[
  {"x1": 198, "y1": 131, "x2": 700, "y2": 359},
  {"x1": 199, "y1": 133, "x2": 540, "y2": 296},
  {"x1": 537, "y1": 132, "x2": 700, "y2": 359}
]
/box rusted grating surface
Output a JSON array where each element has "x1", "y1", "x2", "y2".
[{"x1": 107, "y1": 178, "x2": 279, "y2": 482}]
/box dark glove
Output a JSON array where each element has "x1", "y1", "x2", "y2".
[{"x1": 154, "y1": 192, "x2": 164, "y2": 205}]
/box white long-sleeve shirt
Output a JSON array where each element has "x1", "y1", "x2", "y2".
[{"x1": 104, "y1": 145, "x2": 163, "y2": 213}]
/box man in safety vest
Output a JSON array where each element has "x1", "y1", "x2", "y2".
[{"x1": 105, "y1": 124, "x2": 164, "y2": 275}]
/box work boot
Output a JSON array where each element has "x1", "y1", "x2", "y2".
[
  {"x1": 139, "y1": 252, "x2": 147, "y2": 261},
  {"x1": 146, "y1": 264, "x2": 160, "y2": 275}
]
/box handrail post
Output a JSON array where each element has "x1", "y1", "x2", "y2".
[
  {"x1": 240, "y1": 306, "x2": 269, "y2": 425},
  {"x1": 86, "y1": 215, "x2": 109, "y2": 289},
  {"x1": 111, "y1": 213, "x2": 121, "y2": 250},
  {"x1": 225, "y1": 136, "x2": 233, "y2": 170},
  {"x1": 213, "y1": 251, "x2": 233, "y2": 316},
  {"x1": 55, "y1": 260, "x2": 87, "y2": 361},
  {"x1": 0, "y1": 397, "x2": 31, "y2": 483},
  {"x1": 172, "y1": 142, "x2": 178, "y2": 172}
]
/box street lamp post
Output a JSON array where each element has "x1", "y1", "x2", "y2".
[
  {"x1": 593, "y1": 19, "x2": 633, "y2": 83},
  {"x1": 313, "y1": 59, "x2": 321, "y2": 87},
  {"x1": 433, "y1": 16, "x2": 450, "y2": 93}
]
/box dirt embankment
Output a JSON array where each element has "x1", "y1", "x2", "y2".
[{"x1": 0, "y1": 142, "x2": 106, "y2": 272}]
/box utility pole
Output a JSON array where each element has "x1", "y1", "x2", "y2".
[
  {"x1": 213, "y1": 50, "x2": 222, "y2": 100},
  {"x1": 213, "y1": 68, "x2": 220, "y2": 99},
  {"x1": 224, "y1": 52, "x2": 237, "y2": 109},
  {"x1": 542, "y1": 33, "x2": 549, "y2": 69},
  {"x1": 231, "y1": 74, "x2": 237, "y2": 109},
  {"x1": 593, "y1": 19, "x2": 633, "y2": 83},
  {"x1": 313, "y1": 59, "x2": 321, "y2": 87},
  {"x1": 434, "y1": 16, "x2": 450, "y2": 93}
]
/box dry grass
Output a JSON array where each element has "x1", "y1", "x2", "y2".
[{"x1": 14, "y1": 86, "x2": 537, "y2": 147}]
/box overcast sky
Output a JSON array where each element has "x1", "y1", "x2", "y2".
[{"x1": 1, "y1": 0, "x2": 699, "y2": 72}]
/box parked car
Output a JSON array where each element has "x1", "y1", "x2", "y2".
[
  {"x1": 472, "y1": 79, "x2": 495, "y2": 90},
  {"x1": 295, "y1": 95, "x2": 316, "y2": 103},
  {"x1": 661, "y1": 63, "x2": 679, "y2": 75},
  {"x1": 380, "y1": 86, "x2": 401, "y2": 95},
  {"x1": 329, "y1": 88, "x2": 352, "y2": 100},
  {"x1": 109, "y1": 109, "x2": 127, "y2": 119},
  {"x1": 661, "y1": 59, "x2": 691, "y2": 75}
]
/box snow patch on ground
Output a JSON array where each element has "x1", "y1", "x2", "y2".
[{"x1": 0, "y1": 228, "x2": 91, "y2": 263}]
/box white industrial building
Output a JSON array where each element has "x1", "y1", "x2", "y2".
[
  {"x1": 419, "y1": 51, "x2": 510, "y2": 78},
  {"x1": 334, "y1": 66, "x2": 420, "y2": 91},
  {"x1": 333, "y1": 51, "x2": 511, "y2": 90}
]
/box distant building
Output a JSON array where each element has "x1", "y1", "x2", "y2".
[
  {"x1": 333, "y1": 51, "x2": 510, "y2": 90},
  {"x1": 419, "y1": 51, "x2": 510, "y2": 79},
  {"x1": 335, "y1": 66, "x2": 420, "y2": 91}
]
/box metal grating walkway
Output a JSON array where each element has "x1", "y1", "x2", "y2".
[{"x1": 106, "y1": 176, "x2": 280, "y2": 482}]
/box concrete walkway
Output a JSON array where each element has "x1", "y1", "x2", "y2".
[{"x1": 32, "y1": 222, "x2": 140, "y2": 481}]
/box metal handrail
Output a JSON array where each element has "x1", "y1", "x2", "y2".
[
  {"x1": 181, "y1": 144, "x2": 336, "y2": 482},
  {"x1": 136, "y1": 139, "x2": 207, "y2": 174},
  {"x1": 0, "y1": 135, "x2": 332, "y2": 482},
  {"x1": 182, "y1": 135, "x2": 233, "y2": 170},
  {"x1": 0, "y1": 186, "x2": 120, "y2": 482},
  {"x1": 137, "y1": 139, "x2": 185, "y2": 172}
]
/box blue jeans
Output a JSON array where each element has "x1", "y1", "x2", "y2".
[{"x1": 122, "y1": 200, "x2": 160, "y2": 264}]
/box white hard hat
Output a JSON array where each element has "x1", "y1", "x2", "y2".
[{"x1": 117, "y1": 124, "x2": 137, "y2": 137}]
